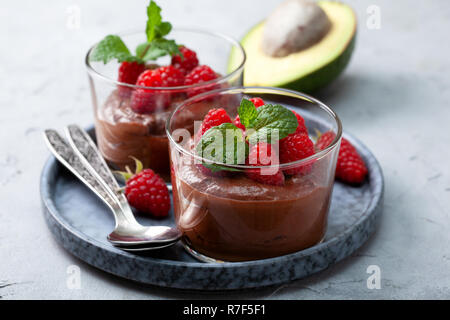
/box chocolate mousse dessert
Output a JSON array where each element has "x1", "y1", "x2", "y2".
[
  {"x1": 169, "y1": 96, "x2": 338, "y2": 261},
  {"x1": 172, "y1": 153, "x2": 333, "y2": 261},
  {"x1": 88, "y1": 0, "x2": 235, "y2": 179},
  {"x1": 96, "y1": 89, "x2": 182, "y2": 180}
]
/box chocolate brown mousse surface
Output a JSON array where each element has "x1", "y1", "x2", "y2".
[
  {"x1": 95, "y1": 90, "x2": 178, "y2": 180},
  {"x1": 94, "y1": 84, "x2": 230, "y2": 180},
  {"x1": 171, "y1": 145, "x2": 334, "y2": 262}
]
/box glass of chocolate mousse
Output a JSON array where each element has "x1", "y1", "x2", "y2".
[
  {"x1": 167, "y1": 87, "x2": 342, "y2": 262},
  {"x1": 86, "y1": 29, "x2": 246, "y2": 180}
]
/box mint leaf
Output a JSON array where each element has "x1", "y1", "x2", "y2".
[
  {"x1": 156, "y1": 21, "x2": 172, "y2": 37},
  {"x1": 136, "y1": 38, "x2": 181, "y2": 61},
  {"x1": 136, "y1": 42, "x2": 151, "y2": 59},
  {"x1": 146, "y1": 1, "x2": 173, "y2": 41},
  {"x1": 92, "y1": 1, "x2": 181, "y2": 65},
  {"x1": 238, "y1": 98, "x2": 258, "y2": 129},
  {"x1": 246, "y1": 104, "x2": 298, "y2": 144},
  {"x1": 152, "y1": 38, "x2": 181, "y2": 57},
  {"x1": 136, "y1": 42, "x2": 165, "y2": 61},
  {"x1": 90, "y1": 35, "x2": 135, "y2": 64},
  {"x1": 140, "y1": 1, "x2": 181, "y2": 60},
  {"x1": 196, "y1": 123, "x2": 248, "y2": 171},
  {"x1": 146, "y1": 0, "x2": 162, "y2": 42}
]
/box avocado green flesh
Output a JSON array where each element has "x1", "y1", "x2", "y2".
[
  {"x1": 228, "y1": 1, "x2": 356, "y2": 93},
  {"x1": 281, "y1": 34, "x2": 355, "y2": 93}
]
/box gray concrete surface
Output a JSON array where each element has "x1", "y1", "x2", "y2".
[{"x1": 1, "y1": 0, "x2": 449, "y2": 299}]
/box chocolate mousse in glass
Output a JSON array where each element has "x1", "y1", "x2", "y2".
[
  {"x1": 167, "y1": 87, "x2": 342, "y2": 262},
  {"x1": 86, "y1": 29, "x2": 245, "y2": 180}
]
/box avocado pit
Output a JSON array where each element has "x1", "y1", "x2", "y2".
[{"x1": 261, "y1": 0, "x2": 331, "y2": 57}]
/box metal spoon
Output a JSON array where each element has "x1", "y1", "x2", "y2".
[{"x1": 43, "y1": 127, "x2": 182, "y2": 251}]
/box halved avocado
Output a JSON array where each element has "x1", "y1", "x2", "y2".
[{"x1": 228, "y1": 1, "x2": 356, "y2": 93}]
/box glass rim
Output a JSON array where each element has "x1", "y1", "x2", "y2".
[
  {"x1": 166, "y1": 86, "x2": 343, "y2": 170},
  {"x1": 85, "y1": 27, "x2": 246, "y2": 91}
]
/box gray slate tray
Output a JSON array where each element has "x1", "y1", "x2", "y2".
[{"x1": 40, "y1": 129, "x2": 383, "y2": 291}]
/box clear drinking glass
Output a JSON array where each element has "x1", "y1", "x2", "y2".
[
  {"x1": 85, "y1": 29, "x2": 245, "y2": 180},
  {"x1": 167, "y1": 87, "x2": 342, "y2": 262}
]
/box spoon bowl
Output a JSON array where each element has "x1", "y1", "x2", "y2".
[{"x1": 108, "y1": 225, "x2": 182, "y2": 246}]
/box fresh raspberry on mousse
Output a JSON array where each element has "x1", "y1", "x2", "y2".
[
  {"x1": 196, "y1": 163, "x2": 229, "y2": 178},
  {"x1": 196, "y1": 108, "x2": 233, "y2": 177},
  {"x1": 171, "y1": 46, "x2": 199, "y2": 75},
  {"x1": 245, "y1": 142, "x2": 285, "y2": 186},
  {"x1": 158, "y1": 65, "x2": 185, "y2": 87},
  {"x1": 233, "y1": 98, "x2": 307, "y2": 135},
  {"x1": 199, "y1": 108, "x2": 232, "y2": 135},
  {"x1": 292, "y1": 111, "x2": 308, "y2": 135},
  {"x1": 130, "y1": 68, "x2": 171, "y2": 114},
  {"x1": 184, "y1": 65, "x2": 219, "y2": 97},
  {"x1": 117, "y1": 61, "x2": 145, "y2": 97},
  {"x1": 234, "y1": 97, "x2": 265, "y2": 130},
  {"x1": 248, "y1": 97, "x2": 265, "y2": 107},
  {"x1": 193, "y1": 98, "x2": 369, "y2": 186},
  {"x1": 315, "y1": 130, "x2": 335, "y2": 150},
  {"x1": 279, "y1": 132, "x2": 315, "y2": 175}
]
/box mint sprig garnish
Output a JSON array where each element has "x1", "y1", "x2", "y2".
[
  {"x1": 90, "y1": 0, "x2": 181, "y2": 64},
  {"x1": 145, "y1": 0, "x2": 171, "y2": 42},
  {"x1": 196, "y1": 123, "x2": 248, "y2": 172},
  {"x1": 137, "y1": 1, "x2": 182, "y2": 61},
  {"x1": 237, "y1": 99, "x2": 258, "y2": 129},
  {"x1": 196, "y1": 99, "x2": 299, "y2": 172},
  {"x1": 136, "y1": 38, "x2": 181, "y2": 61},
  {"x1": 238, "y1": 99, "x2": 298, "y2": 144},
  {"x1": 90, "y1": 35, "x2": 136, "y2": 64}
]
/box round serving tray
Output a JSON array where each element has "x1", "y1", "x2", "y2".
[{"x1": 40, "y1": 128, "x2": 383, "y2": 290}]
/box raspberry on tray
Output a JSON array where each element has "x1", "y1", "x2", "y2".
[{"x1": 316, "y1": 131, "x2": 368, "y2": 184}]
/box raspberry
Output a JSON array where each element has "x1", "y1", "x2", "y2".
[
  {"x1": 233, "y1": 116, "x2": 246, "y2": 131},
  {"x1": 292, "y1": 111, "x2": 308, "y2": 135},
  {"x1": 245, "y1": 142, "x2": 285, "y2": 186},
  {"x1": 195, "y1": 108, "x2": 233, "y2": 177},
  {"x1": 196, "y1": 164, "x2": 228, "y2": 178},
  {"x1": 315, "y1": 131, "x2": 335, "y2": 150},
  {"x1": 130, "y1": 69, "x2": 170, "y2": 114},
  {"x1": 117, "y1": 61, "x2": 145, "y2": 97},
  {"x1": 158, "y1": 65, "x2": 185, "y2": 87},
  {"x1": 279, "y1": 133, "x2": 315, "y2": 175},
  {"x1": 249, "y1": 97, "x2": 265, "y2": 107},
  {"x1": 316, "y1": 132, "x2": 368, "y2": 184},
  {"x1": 184, "y1": 65, "x2": 219, "y2": 97},
  {"x1": 196, "y1": 108, "x2": 234, "y2": 176},
  {"x1": 171, "y1": 46, "x2": 199, "y2": 75},
  {"x1": 336, "y1": 140, "x2": 368, "y2": 184},
  {"x1": 199, "y1": 108, "x2": 232, "y2": 135},
  {"x1": 233, "y1": 97, "x2": 265, "y2": 130},
  {"x1": 124, "y1": 169, "x2": 170, "y2": 217},
  {"x1": 117, "y1": 158, "x2": 171, "y2": 217}
]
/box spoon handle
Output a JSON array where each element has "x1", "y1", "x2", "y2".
[
  {"x1": 65, "y1": 124, "x2": 139, "y2": 226},
  {"x1": 43, "y1": 129, "x2": 120, "y2": 212},
  {"x1": 65, "y1": 125, "x2": 122, "y2": 202}
]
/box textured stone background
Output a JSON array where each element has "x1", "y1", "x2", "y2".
[{"x1": 1, "y1": 0, "x2": 450, "y2": 299}]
